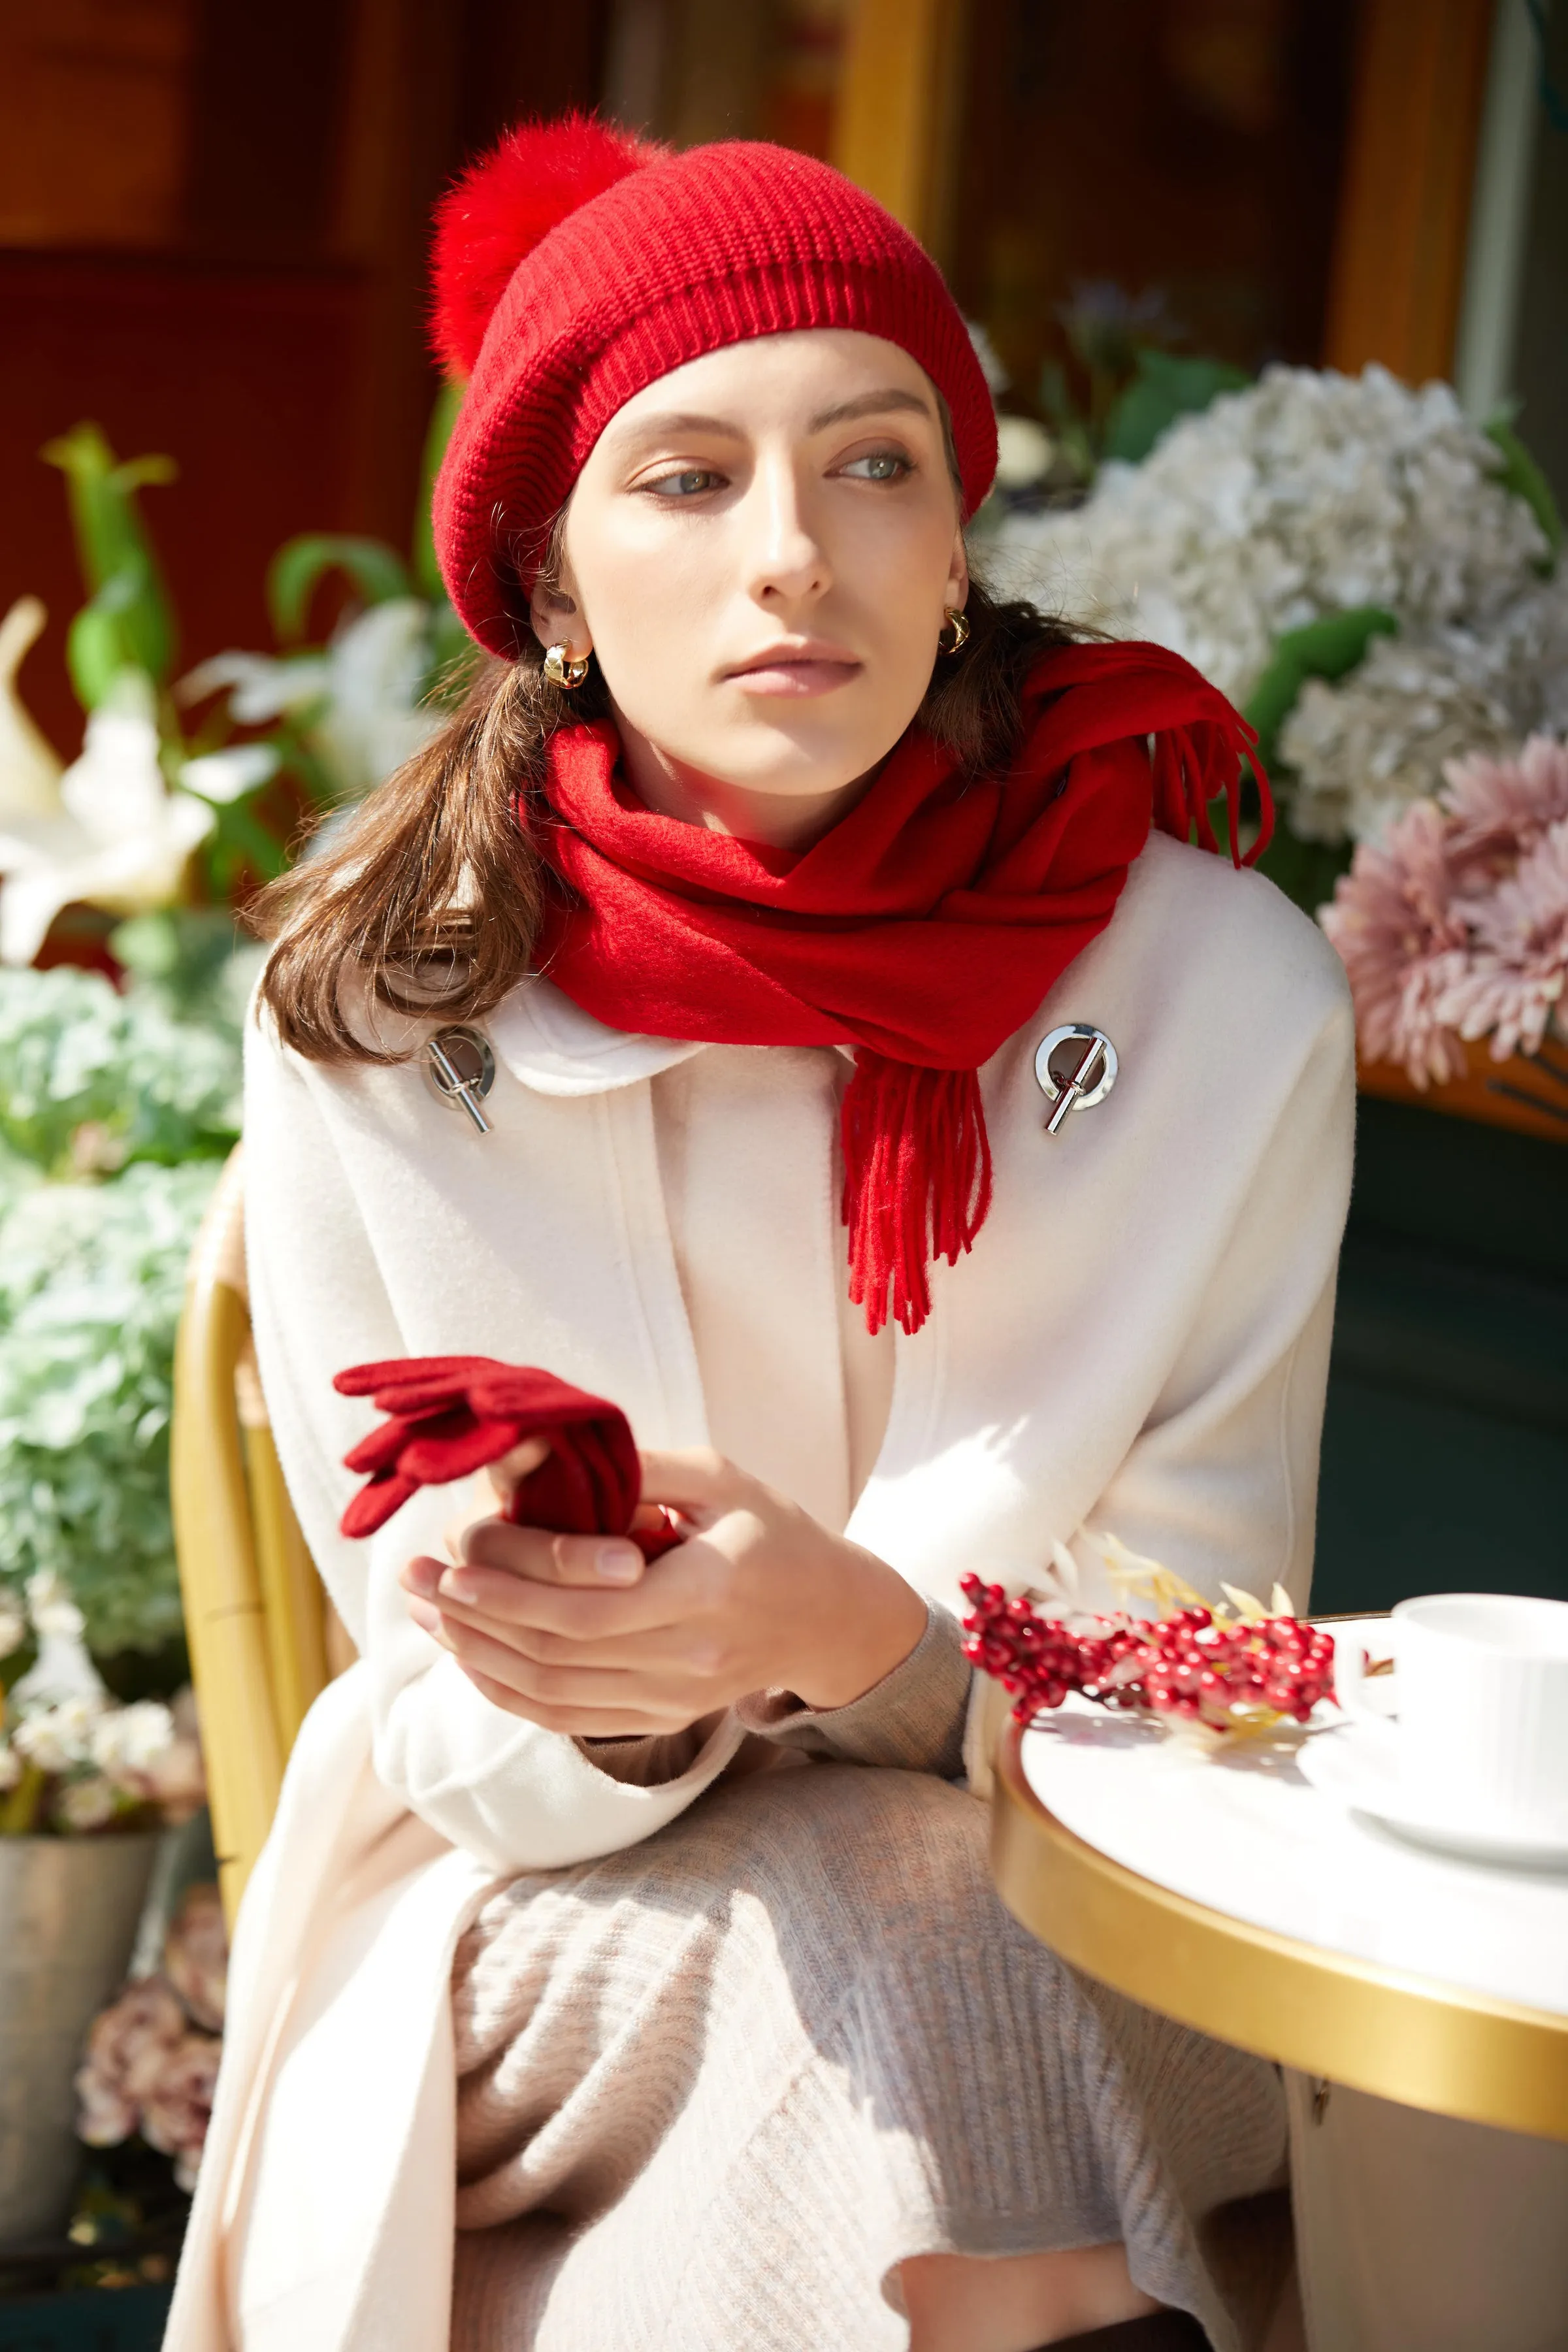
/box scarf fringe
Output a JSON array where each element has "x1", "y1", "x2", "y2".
[
  {"x1": 840, "y1": 1054, "x2": 994, "y2": 1337},
  {"x1": 1151, "y1": 713, "x2": 1273, "y2": 868}
]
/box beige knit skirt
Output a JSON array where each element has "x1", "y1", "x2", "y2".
[{"x1": 450, "y1": 1761, "x2": 1289, "y2": 2352}]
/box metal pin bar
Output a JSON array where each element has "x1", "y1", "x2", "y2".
[
  {"x1": 427, "y1": 1037, "x2": 493, "y2": 1135},
  {"x1": 1045, "y1": 1034, "x2": 1107, "y2": 1135}
]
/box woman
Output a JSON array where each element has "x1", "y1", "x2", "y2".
[{"x1": 167, "y1": 120, "x2": 1354, "y2": 2352}]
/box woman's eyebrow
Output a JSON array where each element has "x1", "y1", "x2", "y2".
[
  {"x1": 808, "y1": 388, "x2": 934, "y2": 431},
  {"x1": 613, "y1": 410, "x2": 744, "y2": 444},
  {"x1": 613, "y1": 387, "x2": 935, "y2": 448}
]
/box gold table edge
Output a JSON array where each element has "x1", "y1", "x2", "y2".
[{"x1": 993, "y1": 1720, "x2": 1568, "y2": 2144}]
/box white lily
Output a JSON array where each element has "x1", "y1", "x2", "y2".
[
  {"x1": 182, "y1": 597, "x2": 442, "y2": 803},
  {"x1": 0, "y1": 670, "x2": 213, "y2": 966},
  {"x1": 0, "y1": 598, "x2": 65, "y2": 821},
  {"x1": 180, "y1": 743, "x2": 280, "y2": 804}
]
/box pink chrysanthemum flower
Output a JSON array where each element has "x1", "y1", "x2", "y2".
[
  {"x1": 74, "y1": 1976, "x2": 186, "y2": 2149},
  {"x1": 139, "y1": 2031, "x2": 221, "y2": 2193},
  {"x1": 1439, "y1": 819, "x2": 1568, "y2": 1061},
  {"x1": 163, "y1": 1882, "x2": 227, "y2": 2034},
  {"x1": 1439, "y1": 734, "x2": 1568, "y2": 873},
  {"x1": 1320, "y1": 800, "x2": 1471, "y2": 1084}
]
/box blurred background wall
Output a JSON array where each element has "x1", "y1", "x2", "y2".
[{"x1": 0, "y1": 0, "x2": 606, "y2": 756}]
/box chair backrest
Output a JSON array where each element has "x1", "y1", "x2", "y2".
[{"x1": 171, "y1": 1147, "x2": 351, "y2": 1923}]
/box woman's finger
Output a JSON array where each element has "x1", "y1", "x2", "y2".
[
  {"x1": 421, "y1": 1607, "x2": 693, "y2": 1718},
  {"x1": 482, "y1": 1435, "x2": 552, "y2": 1502},
  {"x1": 413, "y1": 1577, "x2": 726, "y2": 1674},
  {"x1": 460, "y1": 1515, "x2": 646, "y2": 1590},
  {"x1": 634, "y1": 1446, "x2": 742, "y2": 1520},
  {"x1": 425, "y1": 1543, "x2": 714, "y2": 1642}
]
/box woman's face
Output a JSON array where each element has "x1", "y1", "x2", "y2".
[{"x1": 531, "y1": 329, "x2": 968, "y2": 841}]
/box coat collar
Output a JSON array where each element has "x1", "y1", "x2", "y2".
[
  {"x1": 487, "y1": 975, "x2": 705, "y2": 1096},
  {"x1": 487, "y1": 976, "x2": 858, "y2": 1097}
]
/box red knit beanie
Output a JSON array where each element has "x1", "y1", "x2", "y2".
[{"x1": 430, "y1": 117, "x2": 998, "y2": 660}]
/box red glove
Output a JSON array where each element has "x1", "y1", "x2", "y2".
[{"x1": 333, "y1": 1356, "x2": 679, "y2": 1558}]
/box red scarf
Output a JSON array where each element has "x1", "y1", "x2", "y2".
[{"x1": 532, "y1": 640, "x2": 1269, "y2": 1336}]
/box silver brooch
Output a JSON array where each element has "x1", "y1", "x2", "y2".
[
  {"x1": 1034, "y1": 1024, "x2": 1118, "y2": 1135},
  {"x1": 425, "y1": 1026, "x2": 495, "y2": 1134}
]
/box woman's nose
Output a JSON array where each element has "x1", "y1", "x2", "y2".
[{"x1": 743, "y1": 459, "x2": 830, "y2": 607}]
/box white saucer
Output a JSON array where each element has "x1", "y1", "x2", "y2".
[{"x1": 1298, "y1": 1720, "x2": 1568, "y2": 1867}]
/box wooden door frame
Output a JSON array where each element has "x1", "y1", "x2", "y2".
[
  {"x1": 832, "y1": 0, "x2": 969, "y2": 269},
  {"x1": 1323, "y1": 0, "x2": 1497, "y2": 382},
  {"x1": 833, "y1": 0, "x2": 1498, "y2": 384}
]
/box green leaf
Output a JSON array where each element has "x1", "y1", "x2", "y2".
[
  {"x1": 41, "y1": 425, "x2": 177, "y2": 587},
  {"x1": 108, "y1": 909, "x2": 244, "y2": 1017},
  {"x1": 1102, "y1": 348, "x2": 1252, "y2": 465},
  {"x1": 1484, "y1": 415, "x2": 1563, "y2": 562},
  {"x1": 202, "y1": 796, "x2": 291, "y2": 890},
  {"x1": 63, "y1": 605, "x2": 131, "y2": 711},
  {"x1": 1243, "y1": 606, "x2": 1400, "y2": 773},
  {"x1": 1253, "y1": 827, "x2": 1352, "y2": 919},
  {"x1": 42, "y1": 424, "x2": 179, "y2": 701},
  {"x1": 1037, "y1": 359, "x2": 1075, "y2": 434},
  {"x1": 412, "y1": 382, "x2": 465, "y2": 602},
  {"x1": 268, "y1": 536, "x2": 412, "y2": 644}
]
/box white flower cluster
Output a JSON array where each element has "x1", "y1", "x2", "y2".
[
  {"x1": 0, "y1": 1570, "x2": 203, "y2": 1832},
  {"x1": 1281, "y1": 575, "x2": 1568, "y2": 843},
  {"x1": 988, "y1": 365, "x2": 1554, "y2": 842},
  {"x1": 26, "y1": 1565, "x2": 86, "y2": 1644}
]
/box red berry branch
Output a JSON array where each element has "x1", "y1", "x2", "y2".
[{"x1": 959, "y1": 1572, "x2": 1337, "y2": 1732}]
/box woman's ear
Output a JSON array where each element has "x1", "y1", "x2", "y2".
[
  {"x1": 945, "y1": 524, "x2": 969, "y2": 616},
  {"x1": 529, "y1": 558, "x2": 592, "y2": 661}
]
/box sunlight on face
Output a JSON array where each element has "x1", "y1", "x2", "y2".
[{"x1": 531, "y1": 329, "x2": 968, "y2": 843}]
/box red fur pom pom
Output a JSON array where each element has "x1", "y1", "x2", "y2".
[{"x1": 431, "y1": 113, "x2": 659, "y2": 376}]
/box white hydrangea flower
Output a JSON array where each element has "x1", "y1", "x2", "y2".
[
  {"x1": 90, "y1": 1699, "x2": 175, "y2": 1780},
  {"x1": 987, "y1": 363, "x2": 1554, "y2": 844},
  {"x1": 1282, "y1": 573, "x2": 1568, "y2": 842},
  {"x1": 12, "y1": 1696, "x2": 100, "y2": 1774}
]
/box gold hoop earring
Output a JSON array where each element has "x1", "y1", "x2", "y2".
[
  {"x1": 938, "y1": 607, "x2": 971, "y2": 656},
  {"x1": 544, "y1": 643, "x2": 591, "y2": 688}
]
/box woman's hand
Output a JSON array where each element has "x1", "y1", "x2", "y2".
[{"x1": 399, "y1": 1447, "x2": 928, "y2": 1738}]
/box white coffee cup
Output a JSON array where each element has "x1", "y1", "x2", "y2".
[{"x1": 1335, "y1": 1593, "x2": 1568, "y2": 1837}]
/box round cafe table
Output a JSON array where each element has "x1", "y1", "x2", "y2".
[{"x1": 991, "y1": 1618, "x2": 1568, "y2": 2143}]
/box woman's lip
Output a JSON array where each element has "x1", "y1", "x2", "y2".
[{"x1": 725, "y1": 653, "x2": 862, "y2": 697}]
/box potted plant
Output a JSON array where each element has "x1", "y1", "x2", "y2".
[{"x1": 0, "y1": 1573, "x2": 204, "y2": 2248}]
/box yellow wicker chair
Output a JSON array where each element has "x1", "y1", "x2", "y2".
[{"x1": 172, "y1": 1148, "x2": 353, "y2": 1924}]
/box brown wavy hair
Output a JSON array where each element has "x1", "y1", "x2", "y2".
[{"x1": 251, "y1": 572, "x2": 1079, "y2": 1064}]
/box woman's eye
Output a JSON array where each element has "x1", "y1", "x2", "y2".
[
  {"x1": 645, "y1": 468, "x2": 724, "y2": 498},
  {"x1": 841, "y1": 450, "x2": 911, "y2": 482}
]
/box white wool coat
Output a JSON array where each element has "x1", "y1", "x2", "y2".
[{"x1": 165, "y1": 832, "x2": 1356, "y2": 2351}]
